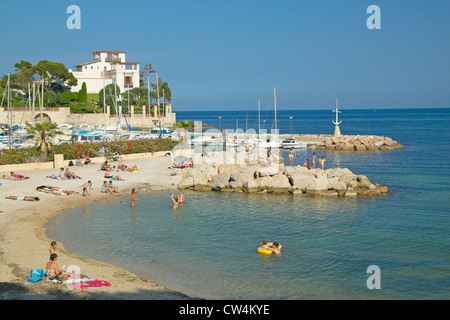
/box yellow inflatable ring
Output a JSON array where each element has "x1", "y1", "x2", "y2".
[{"x1": 257, "y1": 243, "x2": 282, "y2": 254}]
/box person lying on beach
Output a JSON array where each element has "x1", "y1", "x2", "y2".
[
  {"x1": 131, "y1": 188, "x2": 139, "y2": 207},
  {"x1": 101, "y1": 161, "x2": 111, "y2": 171},
  {"x1": 10, "y1": 172, "x2": 29, "y2": 180},
  {"x1": 5, "y1": 195, "x2": 40, "y2": 202},
  {"x1": 46, "y1": 253, "x2": 74, "y2": 281},
  {"x1": 80, "y1": 181, "x2": 93, "y2": 196},
  {"x1": 101, "y1": 181, "x2": 112, "y2": 194},
  {"x1": 36, "y1": 186, "x2": 78, "y2": 196},
  {"x1": 171, "y1": 193, "x2": 179, "y2": 209},
  {"x1": 104, "y1": 172, "x2": 124, "y2": 181},
  {"x1": 108, "y1": 181, "x2": 118, "y2": 193},
  {"x1": 124, "y1": 165, "x2": 139, "y2": 172}
]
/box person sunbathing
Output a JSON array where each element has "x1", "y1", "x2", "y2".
[
  {"x1": 108, "y1": 181, "x2": 118, "y2": 193},
  {"x1": 9, "y1": 172, "x2": 29, "y2": 180},
  {"x1": 5, "y1": 195, "x2": 40, "y2": 201},
  {"x1": 124, "y1": 165, "x2": 139, "y2": 172},
  {"x1": 101, "y1": 181, "x2": 112, "y2": 194},
  {"x1": 36, "y1": 186, "x2": 77, "y2": 196},
  {"x1": 65, "y1": 168, "x2": 80, "y2": 179},
  {"x1": 104, "y1": 172, "x2": 123, "y2": 181},
  {"x1": 46, "y1": 253, "x2": 74, "y2": 281},
  {"x1": 101, "y1": 161, "x2": 111, "y2": 171}
]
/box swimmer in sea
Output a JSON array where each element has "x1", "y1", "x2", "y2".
[
  {"x1": 318, "y1": 156, "x2": 326, "y2": 170},
  {"x1": 270, "y1": 242, "x2": 281, "y2": 255},
  {"x1": 131, "y1": 188, "x2": 139, "y2": 207},
  {"x1": 171, "y1": 193, "x2": 179, "y2": 209},
  {"x1": 259, "y1": 240, "x2": 270, "y2": 250},
  {"x1": 178, "y1": 190, "x2": 185, "y2": 204}
]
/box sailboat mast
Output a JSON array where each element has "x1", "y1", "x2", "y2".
[
  {"x1": 103, "y1": 72, "x2": 106, "y2": 135},
  {"x1": 7, "y1": 73, "x2": 11, "y2": 149},
  {"x1": 274, "y1": 86, "x2": 277, "y2": 132},
  {"x1": 258, "y1": 98, "x2": 260, "y2": 135}
]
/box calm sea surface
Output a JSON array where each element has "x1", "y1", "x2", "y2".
[{"x1": 45, "y1": 108, "x2": 450, "y2": 299}]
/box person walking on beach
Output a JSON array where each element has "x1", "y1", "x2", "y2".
[
  {"x1": 80, "y1": 181, "x2": 92, "y2": 197},
  {"x1": 311, "y1": 153, "x2": 317, "y2": 169},
  {"x1": 318, "y1": 156, "x2": 326, "y2": 170},
  {"x1": 131, "y1": 188, "x2": 139, "y2": 207},
  {"x1": 49, "y1": 241, "x2": 57, "y2": 255},
  {"x1": 288, "y1": 147, "x2": 296, "y2": 166}
]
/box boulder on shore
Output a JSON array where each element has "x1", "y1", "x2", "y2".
[
  {"x1": 177, "y1": 163, "x2": 388, "y2": 197},
  {"x1": 315, "y1": 134, "x2": 403, "y2": 151}
]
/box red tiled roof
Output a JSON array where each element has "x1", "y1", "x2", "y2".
[{"x1": 91, "y1": 50, "x2": 128, "y2": 54}]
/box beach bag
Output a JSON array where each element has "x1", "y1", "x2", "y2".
[
  {"x1": 69, "y1": 160, "x2": 74, "y2": 166},
  {"x1": 28, "y1": 269, "x2": 45, "y2": 283}
]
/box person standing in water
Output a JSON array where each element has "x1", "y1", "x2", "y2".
[
  {"x1": 288, "y1": 147, "x2": 296, "y2": 166},
  {"x1": 131, "y1": 188, "x2": 139, "y2": 207},
  {"x1": 311, "y1": 153, "x2": 317, "y2": 169},
  {"x1": 318, "y1": 156, "x2": 326, "y2": 170},
  {"x1": 171, "y1": 193, "x2": 179, "y2": 209},
  {"x1": 178, "y1": 190, "x2": 185, "y2": 204}
]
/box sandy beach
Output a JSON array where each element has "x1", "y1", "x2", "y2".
[{"x1": 0, "y1": 155, "x2": 193, "y2": 300}]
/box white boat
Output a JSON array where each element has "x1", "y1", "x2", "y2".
[
  {"x1": 281, "y1": 139, "x2": 306, "y2": 149},
  {"x1": 71, "y1": 130, "x2": 107, "y2": 143},
  {"x1": 148, "y1": 127, "x2": 172, "y2": 139}
]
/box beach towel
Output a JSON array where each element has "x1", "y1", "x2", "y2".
[{"x1": 27, "y1": 269, "x2": 46, "y2": 283}]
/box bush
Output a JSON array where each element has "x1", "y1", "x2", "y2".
[{"x1": 0, "y1": 138, "x2": 178, "y2": 165}]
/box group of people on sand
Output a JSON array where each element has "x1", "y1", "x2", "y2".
[
  {"x1": 45, "y1": 241, "x2": 74, "y2": 282},
  {"x1": 287, "y1": 149, "x2": 326, "y2": 170},
  {"x1": 75, "y1": 155, "x2": 94, "y2": 166},
  {"x1": 49, "y1": 167, "x2": 81, "y2": 180},
  {"x1": 101, "y1": 160, "x2": 139, "y2": 173}
]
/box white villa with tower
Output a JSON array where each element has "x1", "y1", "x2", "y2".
[
  {"x1": 0, "y1": 50, "x2": 176, "y2": 129},
  {"x1": 68, "y1": 50, "x2": 141, "y2": 94}
]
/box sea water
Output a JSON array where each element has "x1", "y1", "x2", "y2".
[{"x1": 45, "y1": 108, "x2": 450, "y2": 299}]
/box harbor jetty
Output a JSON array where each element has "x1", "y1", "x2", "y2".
[{"x1": 177, "y1": 163, "x2": 388, "y2": 197}]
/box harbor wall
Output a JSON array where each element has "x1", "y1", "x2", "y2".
[{"x1": 0, "y1": 104, "x2": 176, "y2": 129}]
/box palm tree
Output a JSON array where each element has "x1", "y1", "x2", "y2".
[
  {"x1": 26, "y1": 121, "x2": 62, "y2": 162},
  {"x1": 173, "y1": 120, "x2": 195, "y2": 131}
]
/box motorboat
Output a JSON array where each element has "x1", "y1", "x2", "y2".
[{"x1": 281, "y1": 139, "x2": 307, "y2": 149}]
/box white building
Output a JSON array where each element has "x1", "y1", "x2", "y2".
[{"x1": 68, "y1": 50, "x2": 140, "y2": 94}]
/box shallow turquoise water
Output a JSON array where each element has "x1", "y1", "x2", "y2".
[{"x1": 45, "y1": 108, "x2": 450, "y2": 299}]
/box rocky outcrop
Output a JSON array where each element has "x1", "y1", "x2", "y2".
[
  {"x1": 312, "y1": 135, "x2": 403, "y2": 151},
  {"x1": 177, "y1": 163, "x2": 388, "y2": 197}
]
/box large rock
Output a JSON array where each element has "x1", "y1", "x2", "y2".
[
  {"x1": 289, "y1": 174, "x2": 315, "y2": 192},
  {"x1": 267, "y1": 174, "x2": 291, "y2": 193},
  {"x1": 178, "y1": 177, "x2": 194, "y2": 189},
  {"x1": 209, "y1": 172, "x2": 231, "y2": 191},
  {"x1": 305, "y1": 176, "x2": 329, "y2": 194}
]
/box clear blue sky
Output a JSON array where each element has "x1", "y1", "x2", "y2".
[{"x1": 0, "y1": 0, "x2": 449, "y2": 111}]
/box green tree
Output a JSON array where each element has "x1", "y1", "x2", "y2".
[
  {"x1": 13, "y1": 60, "x2": 35, "y2": 90},
  {"x1": 33, "y1": 60, "x2": 78, "y2": 90},
  {"x1": 25, "y1": 121, "x2": 62, "y2": 162},
  {"x1": 173, "y1": 120, "x2": 194, "y2": 131},
  {"x1": 78, "y1": 82, "x2": 87, "y2": 102},
  {"x1": 43, "y1": 91, "x2": 57, "y2": 107},
  {"x1": 99, "y1": 83, "x2": 121, "y2": 106}
]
